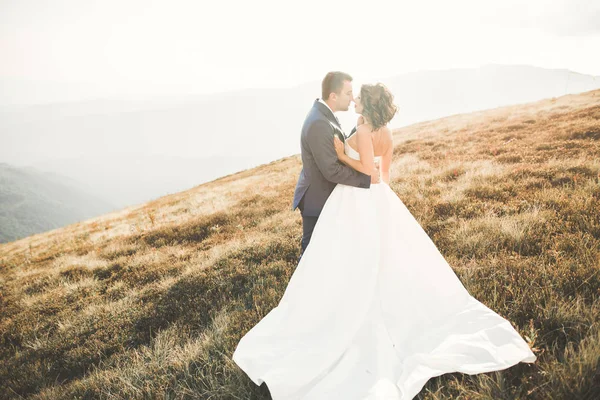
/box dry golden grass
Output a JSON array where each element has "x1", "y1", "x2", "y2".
[{"x1": 1, "y1": 89, "x2": 599, "y2": 399}]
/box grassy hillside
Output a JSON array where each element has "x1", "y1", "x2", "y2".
[{"x1": 1, "y1": 90, "x2": 599, "y2": 399}]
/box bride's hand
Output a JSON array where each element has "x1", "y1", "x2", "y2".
[{"x1": 333, "y1": 135, "x2": 345, "y2": 159}]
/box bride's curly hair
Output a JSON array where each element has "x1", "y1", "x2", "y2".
[{"x1": 360, "y1": 83, "x2": 398, "y2": 131}]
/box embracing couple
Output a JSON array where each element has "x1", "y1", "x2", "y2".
[
  {"x1": 293, "y1": 71, "x2": 396, "y2": 261},
  {"x1": 232, "y1": 71, "x2": 536, "y2": 400}
]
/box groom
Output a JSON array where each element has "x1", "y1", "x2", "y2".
[{"x1": 292, "y1": 71, "x2": 378, "y2": 261}]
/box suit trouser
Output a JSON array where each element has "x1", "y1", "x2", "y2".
[{"x1": 298, "y1": 196, "x2": 319, "y2": 264}]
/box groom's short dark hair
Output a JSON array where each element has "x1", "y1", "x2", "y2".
[{"x1": 322, "y1": 71, "x2": 352, "y2": 100}]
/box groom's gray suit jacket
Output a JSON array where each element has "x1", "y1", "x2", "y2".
[{"x1": 292, "y1": 99, "x2": 371, "y2": 217}]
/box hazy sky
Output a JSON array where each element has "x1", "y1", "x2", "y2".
[{"x1": 1, "y1": 0, "x2": 599, "y2": 104}]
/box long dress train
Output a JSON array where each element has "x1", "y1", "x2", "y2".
[{"x1": 232, "y1": 144, "x2": 536, "y2": 399}]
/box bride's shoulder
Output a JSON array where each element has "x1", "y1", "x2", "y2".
[
  {"x1": 356, "y1": 123, "x2": 375, "y2": 136},
  {"x1": 358, "y1": 124, "x2": 392, "y2": 138},
  {"x1": 374, "y1": 125, "x2": 393, "y2": 148},
  {"x1": 382, "y1": 125, "x2": 393, "y2": 138},
  {"x1": 375, "y1": 124, "x2": 392, "y2": 139}
]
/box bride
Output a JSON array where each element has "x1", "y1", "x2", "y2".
[{"x1": 232, "y1": 82, "x2": 536, "y2": 400}]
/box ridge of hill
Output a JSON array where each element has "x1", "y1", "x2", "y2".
[
  {"x1": 0, "y1": 164, "x2": 116, "y2": 243},
  {"x1": 0, "y1": 90, "x2": 599, "y2": 399}
]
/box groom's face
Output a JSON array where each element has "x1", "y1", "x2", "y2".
[{"x1": 334, "y1": 80, "x2": 354, "y2": 112}]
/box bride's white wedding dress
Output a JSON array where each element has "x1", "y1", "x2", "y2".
[{"x1": 232, "y1": 139, "x2": 536, "y2": 399}]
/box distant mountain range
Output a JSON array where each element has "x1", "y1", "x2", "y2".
[
  {"x1": 1, "y1": 64, "x2": 598, "y2": 212},
  {"x1": 0, "y1": 163, "x2": 115, "y2": 243},
  {"x1": 381, "y1": 64, "x2": 599, "y2": 127}
]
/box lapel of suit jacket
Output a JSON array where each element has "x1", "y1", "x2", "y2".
[
  {"x1": 314, "y1": 99, "x2": 347, "y2": 139},
  {"x1": 348, "y1": 126, "x2": 357, "y2": 138}
]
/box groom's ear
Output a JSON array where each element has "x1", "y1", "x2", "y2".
[{"x1": 326, "y1": 89, "x2": 339, "y2": 102}]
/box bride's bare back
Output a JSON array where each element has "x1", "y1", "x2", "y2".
[{"x1": 346, "y1": 123, "x2": 394, "y2": 184}]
